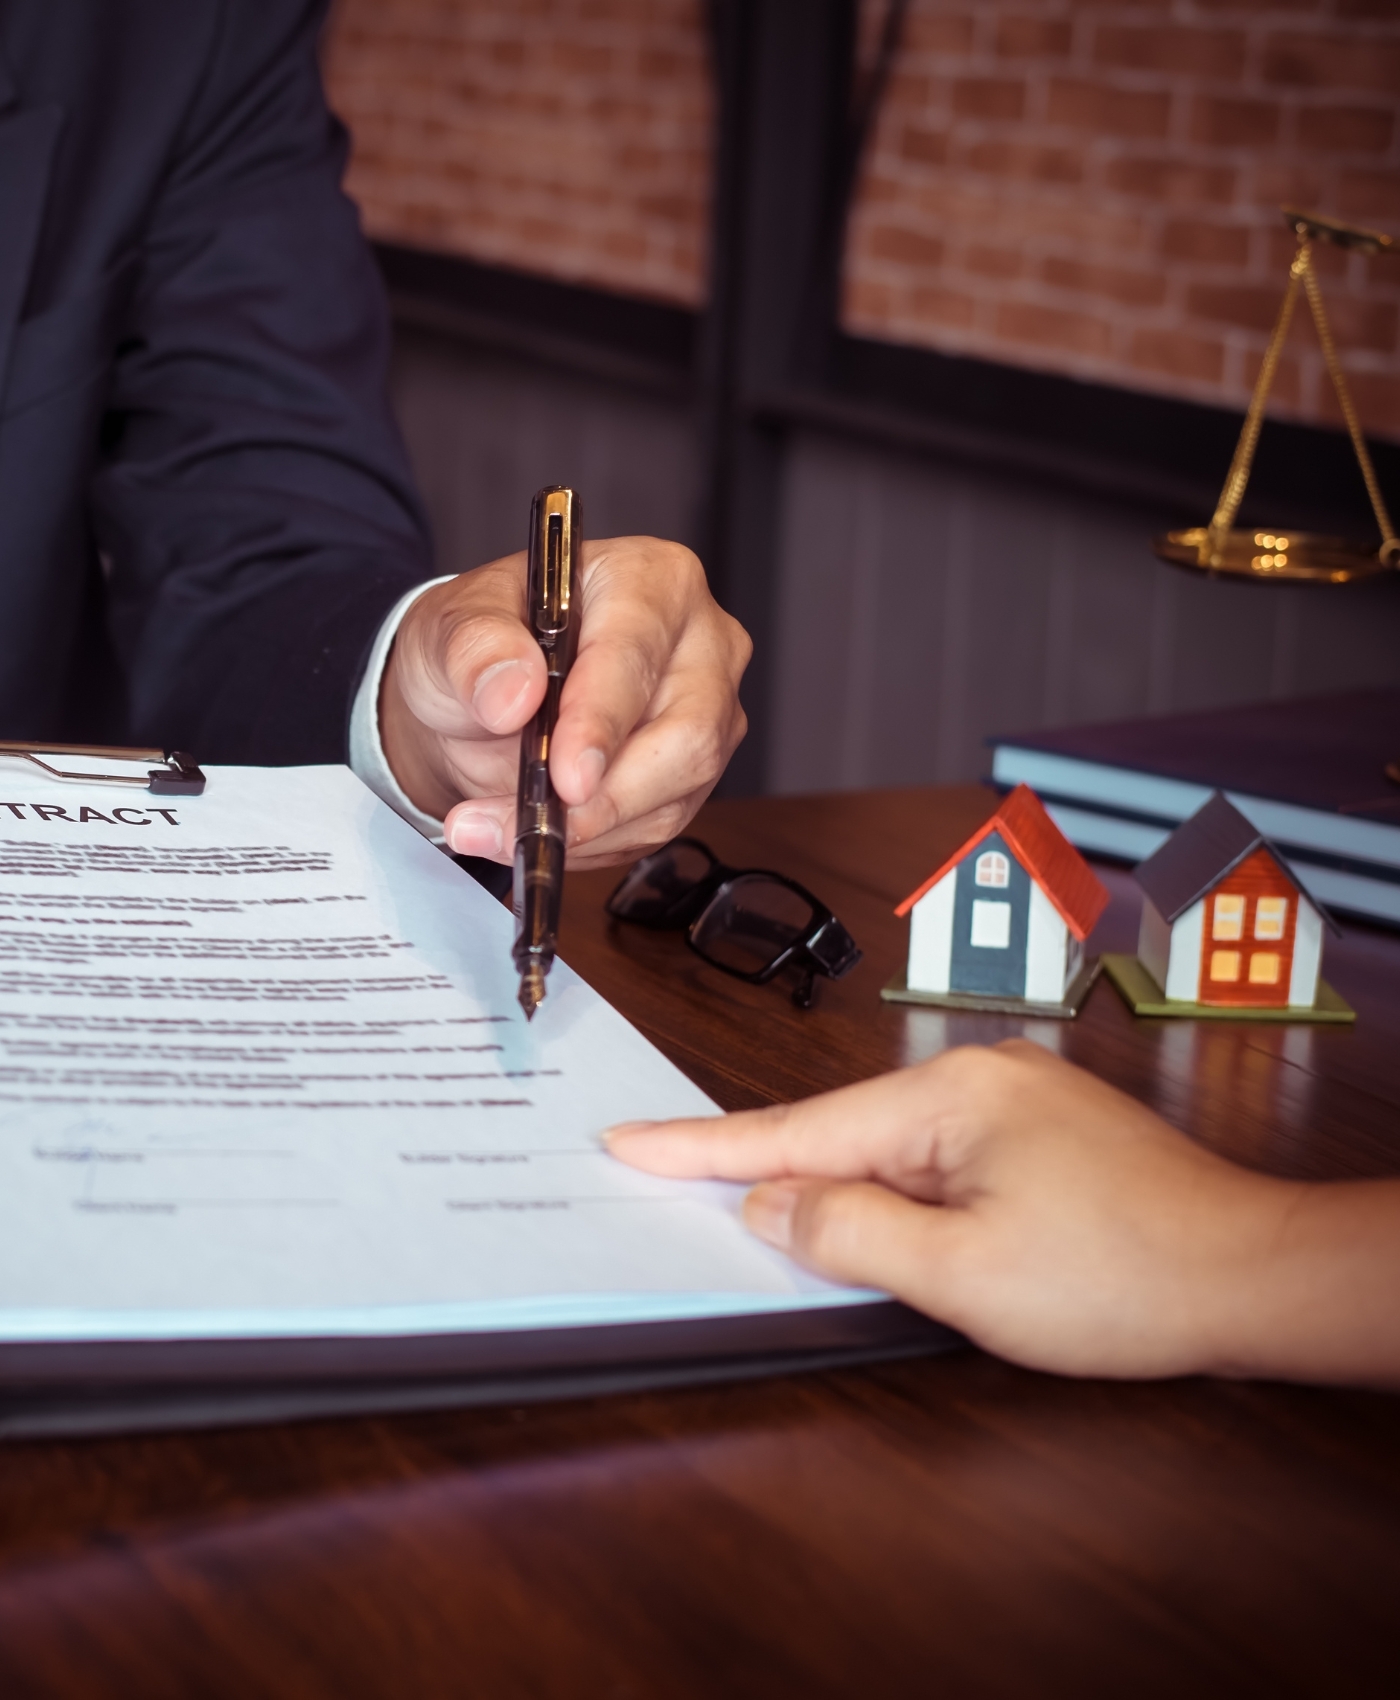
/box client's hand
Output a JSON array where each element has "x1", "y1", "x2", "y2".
[
  {"x1": 380, "y1": 537, "x2": 750, "y2": 868},
  {"x1": 607, "y1": 1042, "x2": 1400, "y2": 1387}
]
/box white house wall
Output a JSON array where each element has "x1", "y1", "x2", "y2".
[
  {"x1": 1289, "y1": 897, "x2": 1323, "y2": 1007},
  {"x1": 1165, "y1": 898, "x2": 1205, "y2": 1000},
  {"x1": 908, "y1": 869, "x2": 956, "y2": 993},
  {"x1": 1138, "y1": 899, "x2": 1172, "y2": 994},
  {"x1": 1024, "y1": 881, "x2": 1070, "y2": 1002}
]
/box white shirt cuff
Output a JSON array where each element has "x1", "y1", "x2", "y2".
[{"x1": 348, "y1": 575, "x2": 457, "y2": 842}]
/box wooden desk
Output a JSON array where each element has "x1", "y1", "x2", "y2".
[{"x1": 3, "y1": 786, "x2": 1398, "y2": 1698}]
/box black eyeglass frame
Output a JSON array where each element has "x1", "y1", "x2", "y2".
[{"x1": 605, "y1": 837, "x2": 863, "y2": 1008}]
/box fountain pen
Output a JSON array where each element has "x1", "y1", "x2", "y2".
[{"x1": 512, "y1": 486, "x2": 581, "y2": 1019}]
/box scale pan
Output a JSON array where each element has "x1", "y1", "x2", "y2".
[{"x1": 1153, "y1": 527, "x2": 1394, "y2": 585}]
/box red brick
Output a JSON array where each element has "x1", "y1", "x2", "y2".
[
  {"x1": 869, "y1": 225, "x2": 945, "y2": 268},
  {"x1": 1240, "y1": 347, "x2": 1303, "y2": 411},
  {"x1": 1128, "y1": 329, "x2": 1225, "y2": 384},
  {"x1": 961, "y1": 140, "x2": 1083, "y2": 184},
  {"x1": 1317, "y1": 369, "x2": 1400, "y2": 442},
  {"x1": 886, "y1": 71, "x2": 934, "y2": 108},
  {"x1": 1191, "y1": 0, "x2": 1322, "y2": 11},
  {"x1": 909, "y1": 287, "x2": 978, "y2": 329},
  {"x1": 1187, "y1": 282, "x2": 1292, "y2": 333},
  {"x1": 1162, "y1": 220, "x2": 1251, "y2": 266},
  {"x1": 903, "y1": 12, "x2": 977, "y2": 55},
  {"x1": 964, "y1": 244, "x2": 1024, "y2": 280},
  {"x1": 1190, "y1": 95, "x2": 1281, "y2": 148},
  {"x1": 1360, "y1": 252, "x2": 1400, "y2": 292},
  {"x1": 1094, "y1": 25, "x2": 1247, "y2": 80},
  {"x1": 900, "y1": 126, "x2": 949, "y2": 166},
  {"x1": 1297, "y1": 105, "x2": 1396, "y2": 154},
  {"x1": 638, "y1": 193, "x2": 694, "y2": 225},
  {"x1": 1016, "y1": 200, "x2": 1147, "y2": 252},
  {"x1": 1047, "y1": 79, "x2": 1172, "y2": 139},
  {"x1": 994, "y1": 17, "x2": 1073, "y2": 59},
  {"x1": 619, "y1": 144, "x2": 665, "y2": 174},
  {"x1": 1042, "y1": 256, "x2": 1168, "y2": 307},
  {"x1": 994, "y1": 301, "x2": 1116, "y2": 358},
  {"x1": 1262, "y1": 34, "x2": 1400, "y2": 93},
  {"x1": 1104, "y1": 156, "x2": 1237, "y2": 205},
  {"x1": 844, "y1": 278, "x2": 895, "y2": 324},
  {"x1": 952, "y1": 78, "x2": 1027, "y2": 121},
  {"x1": 634, "y1": 49, "x2": 685, "y2": 81},
  {"x1": 1316, "y1": 296, "x2": 1400, "y2": 356},
  {"x1": 1337, "y1": 170, "x2": 1400, "y2": 222},
  {"x1": 1063, "y1": 0, "x2": 1176, "y2": 11},
  {"x1": 1252, "y1": 163, "x2": 1328, "y2": 209},
  {"x1": 600, "y1": 229, "x2": 648, "y2": 264},
  {"x1": 857, "y1": 171, "x2": 902, "y2": 209},
  {"x1": 556, "y1": 40, "x2": 613, "y2": 77},
  {"x1": 576, "y1": 1, "x2": 653, "y2": 21}
]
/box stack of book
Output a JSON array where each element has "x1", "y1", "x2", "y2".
[{"x1": 989, "y1": 690, "x2": 1400, "y2": 927}]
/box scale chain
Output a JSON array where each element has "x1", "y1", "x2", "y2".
[
  {"x1": 1297, "y1": 250, "x2": 1399, "y2": 563},
  {"x1": 1207, "y1": 233, "x2": 1399, "y2": 567}
]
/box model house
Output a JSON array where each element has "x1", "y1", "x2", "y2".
[
  {"x1": 1134, "y1": 792, "x2": 1333, "y2": 1009},
  {"x1": 893, "y1": 784, "x2": 1109, "y2": 1007}
]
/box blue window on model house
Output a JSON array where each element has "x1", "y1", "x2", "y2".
[{"x1": 949, "y1": 829, "x2": 1030, "y2": 996}]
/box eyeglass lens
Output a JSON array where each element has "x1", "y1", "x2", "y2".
[
  {"x1": 689, "y1": 874, "x2": 817, "y2": 976},
  {"x1": 607, "y1": 839, "x2": 716, "y2": 924}
]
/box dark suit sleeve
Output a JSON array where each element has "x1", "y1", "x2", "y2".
[{"x1": 90, "y1": 0, "x2": 433, "y2": 764}]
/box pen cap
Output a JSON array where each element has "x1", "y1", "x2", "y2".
[{"x1": 528, "y1": 486, "x2": 581, "y2": 639}]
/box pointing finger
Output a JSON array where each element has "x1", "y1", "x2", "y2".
[{"x1": 605, "y1": 1062, "x2": 962, "y2": 1187}]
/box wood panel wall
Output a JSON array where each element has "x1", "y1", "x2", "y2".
[
  {"x1": 768, "y1": 429, "x2": 1400, "y2": 793},
  {"x1": 386, "y1": 326, "x2": 1400, "y2": 796}
]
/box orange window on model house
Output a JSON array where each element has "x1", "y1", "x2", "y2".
[
  {"x1": 1199, "y1": 850, "x2": 1299, "y2": 1008},
  {"x1": 1212, "y1": 895, "x2": 1244, "y2": 940},
  {"x1": 1255, "y1": 897, "x2": 1288, "y2": 939}
]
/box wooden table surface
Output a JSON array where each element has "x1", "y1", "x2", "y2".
[{"x1": 3, "y1": 785, "x2": 1399, "y2": 1698}]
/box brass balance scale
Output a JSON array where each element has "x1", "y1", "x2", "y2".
[{"x1": 1154, "y1": 208, "x2": 1398, "y2": 585}]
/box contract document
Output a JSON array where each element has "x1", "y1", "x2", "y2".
[{"x1": 0, "y1": 764, "x2": 878, "y2": 1352}]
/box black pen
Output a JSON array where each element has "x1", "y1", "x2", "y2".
[{"x1": 513, "y1": 486, "x2": 581, "y2": 1020}]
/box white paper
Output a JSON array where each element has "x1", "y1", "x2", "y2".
[{"x1": 0, "y1": 763, "x2": 871, "y2": 1341}]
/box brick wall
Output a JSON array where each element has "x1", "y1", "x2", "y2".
[
  {"x1": 322, "y1": 0, "x2": 1400, "y2": 440},
  {"x1": 322, "y1": 0, "x2": 712, "y2": 307},
  {"x1": 844, "y1": 0, "x2": 1400, "y2": 439}
]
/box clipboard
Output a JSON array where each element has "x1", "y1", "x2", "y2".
[
  {"x1": 0, "y1": 1306, "x2": 962, "y2": 1439},
  {"x1": 0, "y1": 742, "x2": 206, "y2": 794}
]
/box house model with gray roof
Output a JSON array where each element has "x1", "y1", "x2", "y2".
[{"x1": 1102, "y1": 791, "x2": 1354, "y2": 1023}]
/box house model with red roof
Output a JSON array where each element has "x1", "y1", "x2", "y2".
[
  {"x1": 1108, "y1": 791, "x2": 1351, "y2": 1020},
  {"x1": 883, "y1": 784, "x2": 1110, "y2": 1015}
]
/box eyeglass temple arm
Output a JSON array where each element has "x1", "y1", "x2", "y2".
[{"x1": 805, "y1": 916, "x2": 863, "y2": 979}]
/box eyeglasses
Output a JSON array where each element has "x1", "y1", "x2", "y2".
[{"x1": 605, "y1": 837, "x2": 862, "y2": 1008}]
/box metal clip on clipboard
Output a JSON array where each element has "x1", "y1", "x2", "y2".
[{"x1": 0, "y1": 743, "x2": 206, "y2": 795}]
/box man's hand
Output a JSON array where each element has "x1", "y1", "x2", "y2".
[
  {"x1": 379, "y1": 537, "x2": 750, "y2": 868},
  {"x1": 607, "y1": 1042, "x2": 1400, "y2": 1387}
]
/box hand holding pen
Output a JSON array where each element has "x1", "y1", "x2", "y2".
[{"x1": 375, "y1": 518, "x2": 750, "y2": 872}]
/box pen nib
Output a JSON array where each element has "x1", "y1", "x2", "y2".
[{"x1": 518, "y1": 964, "x2": 546, "y2": 1022}]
